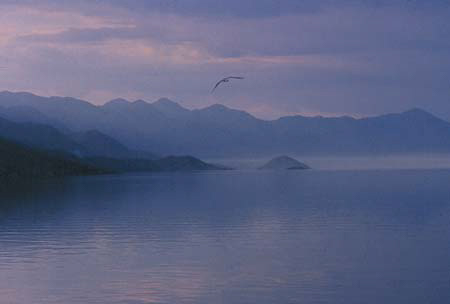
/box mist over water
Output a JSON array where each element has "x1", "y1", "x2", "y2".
[{"x1": 1, "y1": 169, "x2": 450, "y2": 304}]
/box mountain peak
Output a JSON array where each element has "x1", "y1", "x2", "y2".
[
  {"x1": 152, "y1": 98, "x2": 184, "y2": 109},
  {"x1": 153, "y1": 97, "x2": 178, "y2": 106},
  {"x1": 403, "y1": 107, "x2": 430, "y2": 115},
  {"x1": 152, "y1": 98, "x2": 189, "y2": 116},
  {"x1": 197, "y1": 104, "x2": 259, "y2": 122},
  {"x1": 401, "y1": 108, "x2": 438, "y2": 120},
  {"x1": 104, "y1": 98, "x2": 130, "y2": 107},
  {"x1": 132, "y1": 99, "x2": 149, "y2": 106},
  {"x1": 0, "y1": 90, "x2": 39, "y2": 98},
  {"x1": 204, "y1": 104, "x2": 230, "y2": 111},
  {"x1": 202, "y1": 104, "x2": 257, "y2": 117}
]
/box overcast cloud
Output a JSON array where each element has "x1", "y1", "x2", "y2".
[{"x1": 1, "y1": 0, "x2": 450, "y2": 118}]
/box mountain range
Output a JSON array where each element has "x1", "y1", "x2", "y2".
[
  {"x1": 0, "y1": 116, "x2": 158, "y2": 159},
  {"x1": 1, "y1": 91, "x2": 450, "y2": 157}
]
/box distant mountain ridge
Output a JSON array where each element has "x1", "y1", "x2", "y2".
[
  {"x1": 84, "y1": 155, "x2": 229, "y2": 173},
  {"x1": 0, "y1": 134, "x2": 227, "y2": 181},
  {"x1": 0, "y1": 116, "x2": 158, "y2": 159},
  {"x1": 1, "y1": 91, "x2": 450, "y2": 157}
]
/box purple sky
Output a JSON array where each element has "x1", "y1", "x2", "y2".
[{"x1": 0, "y1": 0, "x2": 450, "y2": 119}]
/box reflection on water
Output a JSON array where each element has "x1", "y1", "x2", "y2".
[{"x1": 1, "y1": 170, "x2": 450, "y2": 304}]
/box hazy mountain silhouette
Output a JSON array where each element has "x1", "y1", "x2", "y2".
[
  {"x1": 84, "y1": 155, "x2": 229, "y2": 173},
  {"x1": 2, "y1": 91, "x2": 450, "y2": 157},
  {"x1": 0, "y1": 107, "x2": 225, "y2": 176},
  {"x1": 0, "y1": 137, "x2": 107, "y2": 181},
  {"x1": 0, "y1": 116, "x2": 83, "y2": 154},
  {"x1": 0, "y1": 105, "x2": 69, "y2": 131},
  {"x1": 0, "y1": 115, "x2": 157, "y2": 159},
  {"x1": 70, "y1": 130, "x2": 159, "y2": 159},
  {"x1": 152, "y1": 98, "x2": 191, "y2": 117},
  {"x1": 0, "y1": 134, "x2": 221, "y2": 181}
]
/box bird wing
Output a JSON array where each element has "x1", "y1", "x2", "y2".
[
  {"x1": 211, "y1": 76, "x2": 244, "y2": 93},
  {"x1": 211, "y1": 79, "x2": 226, "y2": 92}
]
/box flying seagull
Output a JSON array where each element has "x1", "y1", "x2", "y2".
[{"x1": 211, "y1": 76, "x2": 244, "y2": 93}]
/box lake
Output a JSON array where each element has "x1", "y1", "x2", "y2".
[{"x1": 1, "y1": 169, "x2": 450, "y2": 304}]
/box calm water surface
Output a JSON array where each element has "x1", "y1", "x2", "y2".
[{"x1": 1, "y1": 169, "x2": 450, "y2": 304}]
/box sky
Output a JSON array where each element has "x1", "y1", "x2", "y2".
[{"x1": 0, "y1": 0, "x2": 450, "y2": 119}]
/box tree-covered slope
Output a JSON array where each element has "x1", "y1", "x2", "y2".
[{"x1": 0, "y1": 137, "x2": 107, "y2": 180}]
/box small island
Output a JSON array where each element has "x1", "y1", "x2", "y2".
[{"x1": 259, "y1": 156, "x2": 310, "y2": 170}]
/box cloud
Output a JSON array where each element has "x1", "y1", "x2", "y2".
[{"x1": 1, "y1": 1, "x2": 450, "y2": 119}]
